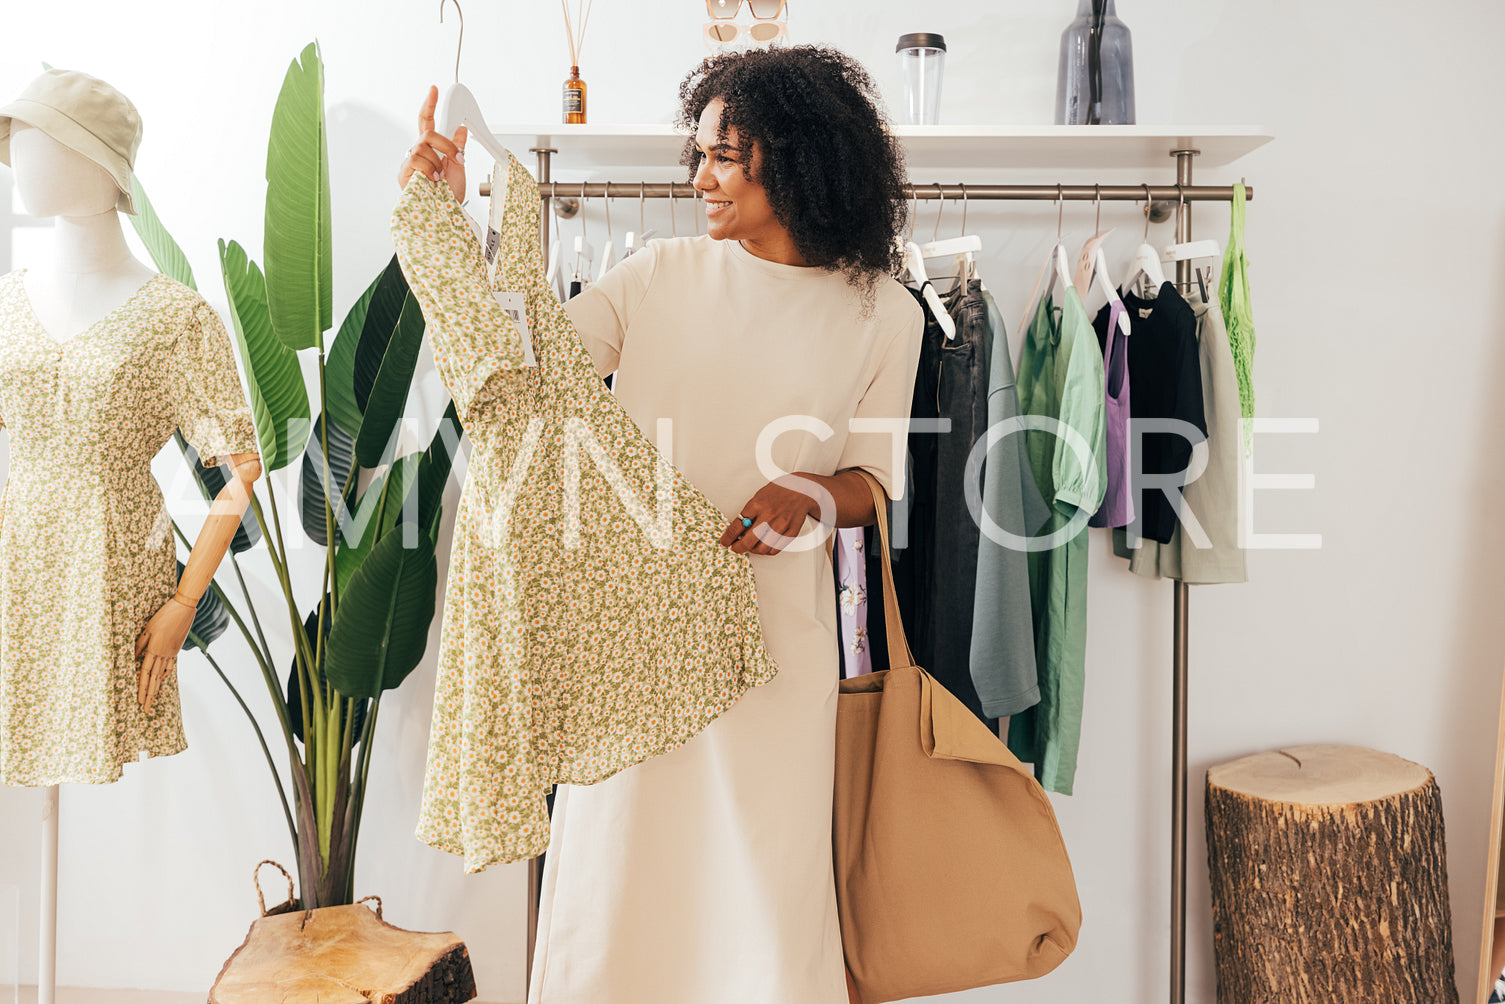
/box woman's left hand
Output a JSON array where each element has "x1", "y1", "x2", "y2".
[
  {"x1": 721, "y1": 473, "x2": 831, "y2": 556},
  {"x1": 134, "y1": 597, "x2": 195, "y2": 715}
]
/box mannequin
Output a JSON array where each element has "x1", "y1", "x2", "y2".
[{"x1": 5, "y1": 122, "x2": 261, "y2": 1003}]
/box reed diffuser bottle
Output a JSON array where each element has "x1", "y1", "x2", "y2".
[
  {"x1": 561, "y1": 0, "x2": 593, "y2": 124},
  {"x1": 563, "y1": 65, "x2": 586, "y2": 124}
]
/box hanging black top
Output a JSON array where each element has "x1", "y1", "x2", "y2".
[{"x1": 1093, "y1": 282, "x2": 1207, "y2": 545}]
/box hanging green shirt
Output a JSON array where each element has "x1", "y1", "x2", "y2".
[{"x1": 1008, "y1": 285, "x2": 1106, "y2": 795}]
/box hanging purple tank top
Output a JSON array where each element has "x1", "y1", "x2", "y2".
[{"x1": 1090, "y1": 298, "x2": 1134, "y2": 529}]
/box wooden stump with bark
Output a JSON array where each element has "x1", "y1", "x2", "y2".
[
  {"x1": 1205, "y1": 744, "x2": 1457, "y2": 1003},
  {"x1": 208, "y1": 901, "x2": 477, "y2": 1004}
]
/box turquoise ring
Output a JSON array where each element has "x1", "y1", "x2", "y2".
[{"x1": 741, "y1": 515, "x2": 753, "y2": 527}]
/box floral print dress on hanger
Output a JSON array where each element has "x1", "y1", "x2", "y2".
[{"x1": 0, "y1": 270, "x2": 259, "y2": 786}]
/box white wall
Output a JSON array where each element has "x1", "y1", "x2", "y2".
[{"x1": 1, "y1": 2, "x2": 1501, "y2": 1002}]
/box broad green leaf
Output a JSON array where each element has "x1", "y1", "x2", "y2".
[
  {"x1": 352, "y1": 256, "x2": 408, "y2": 413},
  {"x1": 354, "y1": 293, "x2": 425, "y2": 468},
  {"x1": 126, "y1": 178, "x2": 196, "y2": 290},
  {"x1": 219, "y1": 239, "x2": 310, "y2": 471},
  {"x1": 264, "y1": 40, "x2": 332, "y2": 350},
  {"x1": 178, "y1": 559, "x2": 230, "y2": 651},
  {"x1": 325, "y1": 271, "x2": 381, "y2": 438},
  {"x1": 299, "y1": 413, "x2": 356, "y2": 546},
  {"x1": 176, "y1": 431, "x2": 263, "y2": 553},
  {"x1": 332, "y1": 452, "x2": 423, "y2": 592},
  {"x1": 401, "y1": 401, "x2": 460, "y2": 542},
  {"x1": 324, "y1": 530, "x2": 438, "y2": 700}
]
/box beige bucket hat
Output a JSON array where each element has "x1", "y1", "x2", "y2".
[{"x1": 0, "y1": 68, "x2": 143, "y2": 215}]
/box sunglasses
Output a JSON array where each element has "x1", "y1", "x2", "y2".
[
  {"x1": 703, "y1": 19, "x2": 788, "y2": 45},
  {"x1": 705, "y1": 0, "x2": 787, "y2": 18}
]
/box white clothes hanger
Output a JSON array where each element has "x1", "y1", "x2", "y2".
[
  {"x1": 1073, "y1": 189, "x2": 1130, "y2": 338},
  {"x1": 919, "y1": 184, "x2": 982, "y2": 285},
  {"x1": 622, "y1": 183, "x2": 657, "y2": 257},
  {"x1": 897, "y1": 184, "x2": 957, "y2": 340},
  {"x1": 1017, "y1": 187, "x2": 1076, "y2": 339},
  {"x1": 1160, "y1": 188, "x2": 1219, "y2": 301},
  {"x1": 1124, "y1": 184, "x2": 1169, "y2": 300},
  {"x1": 899, "y1": 237, "x2": 957, "y2": 340},
  {"x1": 596, "y1": 189, "x2": 617, "y2": 282},
  {"x1": 435, "y1": 1, "x2": 513, "y2": 172}
]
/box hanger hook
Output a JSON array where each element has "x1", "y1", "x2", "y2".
[
  {"x1": 1094, "y1": 184, "x2": 1101, "y2": 233},
  {"x1": 670, "y1": 182, "x2": 679, "y2": 237},
  {"x1": 959, "y1": 182, "x2": 968, "y2": 236},
  {"x1": 1056, "y1": 184, "x2": 1064, "y2": 240},
  {"x1": 932, "y1": 183, "x2": 945, "y2": 243},
  {"x1": 604, "y1": 184, "x2": 612, "y2": 240},
  {"x1": 1142, "y1": 183, "x2": 1153, "y2": 241},
  {"x1": 1175, "y1": 183, "x2": 1186, "y2": 233},
  {"x1": 640, "y1": 181, "x2": 646, "y2": 234},
  {"x1": 909, "y1": 183, "x2": 919, "y2": 242},
  {"x1": 439, "y1": 0, "x2": 464, "y2": 85}
]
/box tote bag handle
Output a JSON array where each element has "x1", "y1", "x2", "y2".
[{"x1": 845, "y1": 467, "x2": 916, "y2": 674}]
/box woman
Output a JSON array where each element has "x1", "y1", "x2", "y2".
[{"x1": 402, "y1": 45, "x2": 922, "y2": 1003}]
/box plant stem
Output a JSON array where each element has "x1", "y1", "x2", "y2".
[
  {"x1": 201, "y1": 641, "x2": 298, "y2": 853},
  {"x1": 345, "y1": 694, "x2": 382, "y2": 897},
  {"x1": 230, "y1": 551, "x2": 276, "y2": 674}
]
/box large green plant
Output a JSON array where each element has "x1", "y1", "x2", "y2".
[{"x1": 130, "y1": 41, "x2": 454, "y2": 908}]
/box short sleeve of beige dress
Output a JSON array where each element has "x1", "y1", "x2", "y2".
[{"x1": 0, "y1": 270, "x2": 260, "y2": 786}]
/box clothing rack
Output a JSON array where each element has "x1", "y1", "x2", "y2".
[{"x1": 518, "y1": 145, "x2": 1248, "y2": 1004}]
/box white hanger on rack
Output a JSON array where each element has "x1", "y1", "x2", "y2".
[
  {"x1": 596, "y1": 186, "x2": 617, "y2": 282},
  {"x1": 435, "y1": 0, "x2": 513, "y2": 173},
  {"x1": 623, "y1": 182, "x2": 657, "y2": 257},
  {"x1": 919, "y1": 183, "x2": 982, "y2": 283},
  {"x1": 1161, "y1": 187, "x2": 1219, "y2": 302},
  {"x1": 545, "y1": 201, "x2": 563, "y2": 296},
  {"x1": 1073, "y1": 187, "x2": 1131, "y2": 338},
  {"x1": 1017, "y1": 186, "x2": 1077, "y2": 338},
  {"x1": 1124, "y1": 183, "x2": 1169, "y2": 300},
  {"x1": 900, "y1": 236, "x2": 957, "y2": 340},
  {"x1": 897, "y1": 183, "x2": 957, "y2": 340},
  {"x1": 570, "y1": 193, "x2": 595, "y2": 289}
]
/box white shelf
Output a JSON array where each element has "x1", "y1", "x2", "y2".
[{"x1": 493, "y1": 124, "x2": 1273, "y2": 173}]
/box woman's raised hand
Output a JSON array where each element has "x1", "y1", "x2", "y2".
[{"x1": 398, "y1": 84, "x2": 468, "y2": 203}]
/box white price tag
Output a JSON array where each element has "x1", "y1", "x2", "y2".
[{"x1": 494, "y1": 291, "x2": 537, "y2": 367}]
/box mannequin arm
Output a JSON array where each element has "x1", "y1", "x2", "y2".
[{"x1": 135, "y1": 451, "x2": 262, "y2": 713}]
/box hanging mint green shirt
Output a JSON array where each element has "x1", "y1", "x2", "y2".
[{"x1": 1008, "y1": 285, "x2": 1106, "y2": 795}]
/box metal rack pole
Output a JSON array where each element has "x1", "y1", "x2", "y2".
[
  {"x1": 481, "y1": 180, "x2": 1252, "y2": 203},
  {"x1": 1169, "y1": 147, "x2": 1198, "y2": 1004}
]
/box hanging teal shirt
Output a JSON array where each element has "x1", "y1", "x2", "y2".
[{"x1": 1008, "y1": 285, "x2": 1106, "y2": 795}]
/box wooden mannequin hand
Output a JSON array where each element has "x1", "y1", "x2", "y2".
[
  {"x1": 133, "y1": 596, "x2": 196, "y2": 715},
  {"x1": 399, "y1": 84, "x2": 467, "y2": 204}
]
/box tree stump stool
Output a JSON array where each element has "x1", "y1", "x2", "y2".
[
  {"x1": 209, "y1": 902, "x2": 477, "y2": 1004},
  {"x1": 1205, "y1": 744, "x2": 1457, "y2": 1003}
]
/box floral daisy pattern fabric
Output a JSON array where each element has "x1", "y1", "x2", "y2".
[
  {"x1": 0, "y1": 270, "x2": 260, "y2": 786},
  {"x1": 390, "y1": 155, "x2": 777, "y2": 873}
]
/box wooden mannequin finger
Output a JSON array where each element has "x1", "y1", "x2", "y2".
[
  {"x1": 137, "y1": 658, "x2": 150, "y2": 709},
  {"x1": 145, "y1": 659, "x2": 167, "y2": 716},
  {"x1": 133, "y1": 629, "x2": 148, "y2": 659}
]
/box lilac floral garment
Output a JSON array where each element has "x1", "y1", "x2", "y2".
[{"x1": 835, "y1": 526, "x2": 871, "y2": 677}]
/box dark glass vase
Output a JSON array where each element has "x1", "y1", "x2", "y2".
[{"x1": 1055, "y1": 0, "x2": 1135, "y2": 125}]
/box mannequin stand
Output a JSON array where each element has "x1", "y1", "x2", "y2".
[{"x1": 39, "y1": 784, "x2": 57, "y2": 1004}]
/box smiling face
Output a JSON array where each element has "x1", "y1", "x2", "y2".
[{"x1": 692, "y1": 98, "x2": 799, "y2": 261}]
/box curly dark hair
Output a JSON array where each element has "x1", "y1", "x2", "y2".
[{"x1": 675, "y1": 45, "x2": 909, "y2": 296}]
